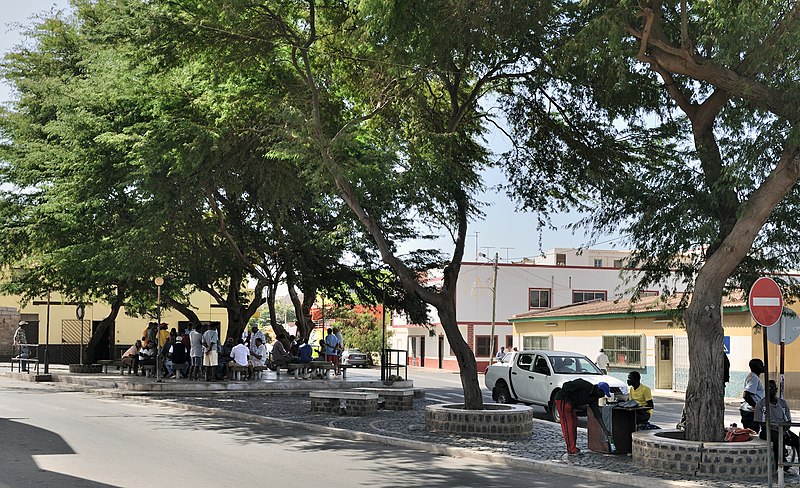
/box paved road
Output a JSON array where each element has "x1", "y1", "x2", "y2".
[{"x1": 0, "y1": 378, "x2": 631, "y2": 488}]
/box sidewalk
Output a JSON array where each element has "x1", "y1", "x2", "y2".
[{"x1": 2, "y1": 365, "x2": 795, "y2": 488}]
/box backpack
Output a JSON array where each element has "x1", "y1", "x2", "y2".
[{"x1": 725, "y1": 427, "x2": 755, "y2": 442}]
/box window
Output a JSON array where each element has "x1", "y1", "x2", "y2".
[
  {"x1": 505, "y1": 335, "x2": 513, "y2": 349},
  {"x1": 640, "y1": 290, "x2": 659, "y2": 297},
  {"x1": 475, "y1": 335, "x2": 498, "y2": 357},
  {"x1": 556, "y1": 253, "x2": 567, "y2": 266},
  {"x1": 602, "y1": 335, "x2": 645, "y2": 368},
  {"x1": 522, "y1": 335, "x2": 551, "y2": 350},
  {"x1": 593, "y1": 258, "x2": 603, "y2": 268},
  {"x1": 572, "y1": 290, "x2": 607, "y2": 303},
  {"x1": 529, "y1": 288, "x2": 551, "y2": 309},
  {"x1": 613, "y1": 259, "x2": 624, "y2": 269}
]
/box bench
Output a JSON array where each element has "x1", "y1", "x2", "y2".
[
  {"x1": 309, "y1": 390, "x2": 379, "y2": 416},
  {"x1": 276, "y1": 361, "x2": 335, "y2": 379},
  {"x1": 10, "y1": 357, "x2": 40, "y2": 374},
  {"x1": 355, "y1": 387, "x2": 415, "y2": 410},
  {"x1": 140, "y1": 364, "x2": 155, "y2": 377},
  {"x1": 228, "y1": 364, "x2": 249, "y2": 381},
  {"x1": 252, "y1": 365, "x2": 267, "y2": 379}
]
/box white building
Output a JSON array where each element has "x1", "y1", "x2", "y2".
[{"x1": 390, "y1": 248, "x2": 686, "y2": 371}]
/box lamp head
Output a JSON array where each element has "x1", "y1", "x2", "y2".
[{"x1": 154, "y1": 276, "x2": 164, "y2": 286}]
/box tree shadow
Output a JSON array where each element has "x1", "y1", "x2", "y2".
[{"x1": 0, "y1": 418, "x2": 120, "y2": 487}]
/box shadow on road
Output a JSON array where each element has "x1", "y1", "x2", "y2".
[{"x1": 0, "y1": 418, "x2": 120, "y2": 488}]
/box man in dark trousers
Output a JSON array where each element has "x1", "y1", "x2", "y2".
[{"x1": 555, "y1": 379, "x2": 611, "y2": 456}]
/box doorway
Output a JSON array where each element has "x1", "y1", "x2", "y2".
[
  {"x1": 438, "y1": 335, "x2": 444, "y2": 369},
  {"x1": 656, "y1": 337, "x2": 673, "y2": 390},
  {"x1": 420, "y1": 336, "x2": 426, "y2": 367}
]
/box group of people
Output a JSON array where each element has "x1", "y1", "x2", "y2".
[{"x1": 118, "y1": 323, "x2": 345, "y2": 381}]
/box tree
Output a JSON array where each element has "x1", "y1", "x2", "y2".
[
  {"x1": 506, "y1": 0, "x2": 800, "y2": 441},
  {"x1": 152, "y1": 0, "x2": 572, "y2": 410}
]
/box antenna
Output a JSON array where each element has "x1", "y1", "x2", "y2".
[{"x1": 500, "y1": 247, "x2": 514, "y2": 262}]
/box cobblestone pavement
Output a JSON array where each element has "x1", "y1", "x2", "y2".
[{"x1": 159, "y1": 393, "x2": 799, "y2": 488}]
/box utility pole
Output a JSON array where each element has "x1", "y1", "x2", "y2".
[{"x1": 488, "y1": 253, "x2": 499, "y2": 364}]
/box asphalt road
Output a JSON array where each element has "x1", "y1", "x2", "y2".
[{"x1": 0, "y1": 377, "x2": 631, "y2": 488}]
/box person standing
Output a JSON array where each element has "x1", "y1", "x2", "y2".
[
  {"x1": 13, "y1": 321, "x2": 29, "y2": 372},
  {"x1": 333, "y1": 327, "x2": 344, "y2": 375},
  {"x1": 188, "y1": 325, "x2": 204, "y2": 380},
  {"x1": 202, "y1": 325, "x2": 219, "y2": 381},
  {"x1": 596, "y1": 348, "x2": 610, "y2": 374},
  {"x1": 740, "y1": 358, "x2": 765, "y2": 434},
  {"x1": 325, "y1": 328, "x2": 341, "y2": 374},
  {"x1": 495, "y1": 347, "x2": 506, "y2": 361},
  {"x1": 555, "y1": 379, "x2": 611, "y2": 456}
]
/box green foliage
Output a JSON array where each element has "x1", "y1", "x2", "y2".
[{"x1": 329, "y1": 307, "x2": 391, "y2": 354}]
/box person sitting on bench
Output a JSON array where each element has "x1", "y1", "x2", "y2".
[
  {"x1": 227, "y1": 339, "x2": 249, "y2": 379},
  {"x1": 247, "y1": 337, "x2": 267, "y2": 379},
  {"x1": 272, "y1": 334, "x2": 295, "y2": 368},
  {"x1": 121, "y1": 340, "x2": 142, "y2": 375}
]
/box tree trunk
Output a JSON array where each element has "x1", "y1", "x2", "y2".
[
  {"x1": 86, "y1": 294, "x2": 124, "y2": 363},
  {"x1": 437, "y1": 299, "x2": 483, "y2": 409},
  {"x1": 164, "y1": 296, "x2": 203, "y2": 331},
  {"x1": 683, "y1": 278, "x2": 726, "y2": 441}
]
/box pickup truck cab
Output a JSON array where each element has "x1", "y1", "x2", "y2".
[{"x1": 484, "y1": 350, "x2": 628, "y2": 422}]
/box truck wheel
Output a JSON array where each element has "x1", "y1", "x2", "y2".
[
  {"x1": 495, "y1": 383, "x2": 512, "y2": 404},
  {"x1": 548, "y1": 394, "x2": 561, "y2": 423}
]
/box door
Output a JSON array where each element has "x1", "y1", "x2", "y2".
[
  {"x1": 512, "y1": 353, "x2": 551, "y2": 405},
  {"x1": 656, "y1": 337, "x2": 673, "y2": 389},
  {"x1": 420, "y1": 336, "x2": 426, "y2": 367},
  {"x1": 438, "y1": 335, "x2": 444, "y2": 369}
]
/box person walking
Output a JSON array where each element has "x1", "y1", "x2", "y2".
[
  {"x1": 596, "y1": 348, "x2": 610, "y2": 374},
  {"x1": 555, "y1": 379, "x2": 611, "y2": 457},
  {"x1": 13, "y1": 321, "x2": 30, "y2": 372},
  {"x1": 740, "y1": 358, "x2": 765, "y2": 434}
]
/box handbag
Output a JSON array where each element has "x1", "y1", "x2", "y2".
[{"x1": 725, "y1": 427, "x2": 755, "y2": 442}]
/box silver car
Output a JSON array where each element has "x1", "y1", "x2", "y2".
[{"x1": 341, "y1": 349, "x2": 370, "y2": 367}]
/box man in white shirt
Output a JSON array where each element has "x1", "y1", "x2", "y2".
[
  {"x1": 227, "y1": 339, "x2": 249, "y2": 380},
  {"x1": 202, "y1": 325, "x2": 219, "y2": 381},
  {"x1": 188, "y1": 325, "x2": 204, "y2": 380},
  {"x1": 596, "y1": 348, "x2": 610, "y2": 374}
]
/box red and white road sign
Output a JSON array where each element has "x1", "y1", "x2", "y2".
[{"x1": 749, "y1": 277, "x2": 783, "y2": 327}]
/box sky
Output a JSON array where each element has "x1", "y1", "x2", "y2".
[{"x1": 0, "y1": 1, "x2": 623, "y2": 263}]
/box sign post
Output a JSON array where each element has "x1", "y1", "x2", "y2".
[{"x1": 749, "y1": 277, "x2": 783, "y2": 488}]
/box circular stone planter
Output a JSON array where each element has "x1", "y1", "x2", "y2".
[
  {"x1": 68, "y1": 364, "x2": 102, "y2": 374},
  {"x1": 633, "y1": 429, "x2": 768, "y2": 479},
  {"x1": 425, "y1": 403, "x2": 533, "y2": 438}
]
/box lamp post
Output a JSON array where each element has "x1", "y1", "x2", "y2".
[
  {"x1": 44, "y1": 290, "x2": 51, "y2": 374},
  {"x1": 154, "y1": 277, "x2": 164, "y2": 382},
  {"x1": 76, "y1": 304, "x2": 85, "y2": 365},
  {"x1": 381, "y1": 284, "x2": 387, "y2": 382},
  {"x1": 488, "y1": 253, "x2": 499, "y2": 364}
]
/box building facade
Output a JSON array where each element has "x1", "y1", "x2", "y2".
[{"x1": 390, "y1": 248, "x2": 686, "y2": 371}]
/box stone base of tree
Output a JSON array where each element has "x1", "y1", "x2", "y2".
[
  {"x1": 309, "y1": 390, "x2": 378, "y2": 416},
  {"x1": 425, "y1": 403, "x2": 533, "y2": 438},
  {"x1": 633, "y1": 429, "x2": 768, "y2": 479},
  {"x1": 68, "y1": 364, "x2": 102, "y2": 374}
]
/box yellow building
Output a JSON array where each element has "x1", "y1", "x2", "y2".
[
  {"x1": 0, "y1": 291, "x2": 230, "y2": 363},
  {"x1": 509, "y1": 294, "x2": 800, "y2": 406}
]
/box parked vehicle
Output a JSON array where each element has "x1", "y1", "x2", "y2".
[
  {"x1": 341, "y1": 349, "x2": 370, "y2": 367},
  {"x1": 484, "y1": 350, "x2": 628, "y2": 422}
]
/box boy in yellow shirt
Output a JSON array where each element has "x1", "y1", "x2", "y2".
[{"x1": 628, "y1": 371, "x2": 654, "y2": 424}]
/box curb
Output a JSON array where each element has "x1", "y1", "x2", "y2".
[{"x1": 93, "y1": 389, "x2": 705, "y2": 488}]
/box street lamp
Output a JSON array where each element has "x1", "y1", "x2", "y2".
[
  {"x1": 76, "y1": 304, "x2": 85, "y2": 365},
  {"x1": 154, "y1": 277, "x2": 164, "y2": 382}
]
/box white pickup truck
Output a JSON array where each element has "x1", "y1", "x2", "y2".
[{"x1": 484, "y1": 350, "x2": 628, "y2": 422}]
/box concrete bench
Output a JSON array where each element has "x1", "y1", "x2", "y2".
[
  {"x1": 355, "y1": 387, "x2": 415, "y2": 410},
  {"x1": 276, "y1": 362, "x2": 334, "y2": 379},
  {"x1": 228, "y1": 364, "x2": 249, "y2": 381},
  {"x1": 252, "y1": 365, "x2": 267, "y2": 379},
  {"x1": 309, "y1": 390, "x2": 379, "y2": 416},
  {"x1": 140, "y1": 364, "x2": 155, "y2": 377}
]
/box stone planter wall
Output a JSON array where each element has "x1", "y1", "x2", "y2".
[
  {"x1": 356, "y1": 388, "x2": 415, "y2": 410},
  {"x1": 425, "y1": 403, "x2": 533, "y2": 438},
  {"x1": 69, "y1": 364, "x2": 102, "y2": 374},
  {"x1": 633, "y1": 429, "x2": 768, "y2": 479},
  {"x1": 309, "y1": 391, "x2": 378, "y2": 416}
]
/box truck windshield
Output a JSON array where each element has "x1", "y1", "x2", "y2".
[{"x1": 549, "y1": 356, "x2": 602, "y2": 375}]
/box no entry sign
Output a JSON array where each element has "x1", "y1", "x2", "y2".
[{"x1": 749, "y1": 277, "x2": 783, "y2": 326}]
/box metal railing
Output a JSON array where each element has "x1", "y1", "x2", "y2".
[{"x1": 382, "y1": 348, "x2": 407, "y2": 381}]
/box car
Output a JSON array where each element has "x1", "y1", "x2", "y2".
[
  {"x1": 341, "y1": 349, "x2": 370, "y2": 367},
  {"x1": 484, "y1": 350, "x2": 629, "y2": 422}
]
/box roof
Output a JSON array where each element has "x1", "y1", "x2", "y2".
[{"x1": 509, "y1": 292, "x2": 747, "y2": 322}]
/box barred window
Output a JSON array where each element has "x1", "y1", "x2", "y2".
[
  {"x1": 602, "y1": 335, "x2": 644, "y2": 368},
  {"x1": 522, "y1": 335, "x2": 551, "y2": 350},
  {"x1": 475, "y1": 335, "x2": 498, "y2": 357}
]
